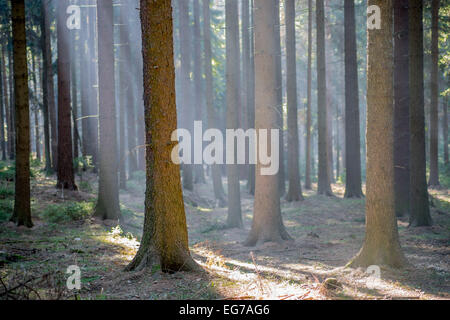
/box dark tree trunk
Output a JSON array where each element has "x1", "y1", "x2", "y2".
[
  {"x1": 443, "y1": 93, "x2": 448, "y2": 165},
  {"x1": 344, "y1": 0, "x2": 363, "y2": 198},
  {"x1": 94, "y1": 0, "x2": 121, "y2": 220},
  {"x1": 42, "y1": 0, "x2": 57, "y2": 171},
  {"x1": 316, "y1": 0, "x2": 333, "y2": 196},
  {"x1": 56, "y1": 0, "x2": 77, "y2": 190},
  {"x1": 203, "y1": 0, "x2": 226, "y2": 207},
  {"x1": 428, "y1": 0, "x2": 440, "y2": 187},
  {"x1": 10, "y1": 0, "x2": 33, "y2": 227},
  {"x1": 0, "y1": 50, "x2": 6, "y2": 161},
  {"x1": 285, "y1": 0, "x2": 304, "y2": 202},
  {"x1": 40, "y1": 0, "x2": 52, "y2": 174},
  {"x1": 394, "y1": 0, "x2": 410, "y2": 216},
  {"x1": 8, "y1": 48, "x2": 16, "y2": 160},
  {"x1": 244, "y1": 0, "x2": 291, "y2": 246},
  {"x1": 348, "y1": 0, "x2": 406, "y2": 268},
  {"x1": 304, "y1": 0, "x2": 312, "y2": 190},
  {"x1": 126, "y1": 0, "x2": 199, "y2": 273},
  {"x1": 409, "y1": 0, "x2": 432, "y2": 226}
]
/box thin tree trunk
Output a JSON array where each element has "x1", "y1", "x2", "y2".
[
  {"x1": 56, "y1": 0, "x2": 77, "y2": 190},
  {"x1": 8, "y1": 47, "x2": 16, "y2": 160},
  {"x1": 344, "y1": 0, "x2": 363, "y2": 198},
  {"x1": 10, "y1": 0, "x2": 33, "y2": 227},
  {"x1": 428, "y1": 0, "x2": 440, "y2": 187},
  {"x1": 1, "y1": 47, "x2": 11, "y2": 160},
  {"x1": 126, "y1": 0, "x2": 199, "y2": 273},
  {"x1": 31, "y1": 53, "x2": 41, "y2": 162},
  {"x1": 94, "y1": 0, "x2": 121, "y2": 220},
  {"x1": 43, "y1": 0, "x2": 57, "y2": 171},
  {"x1": 247, "y1": 0, "x2": 255, "y2": 195},
  {"x1": 394, "y1": 0, "x2": 410, "y2": 216},
  {"x1": 409, "y1": 0, "x2": 432, "y2": 226},
  {"x1": 70, "y1": 33, "x2": 79, "y2": 169},
  {"x1": 304, "y1": 0, "x2": 312, "y2": 190},
  {"x1": 285, "y1": 0, "x2": 303, "y2": 202},
  {"x1": 348, "y1": 0, "x2": 406, "y2": 268},
  {"x1": 225, "y1": 0, "x2": 243, "y2": 228},
  {"x1": 443, "y1": 93, "x2": 448, "y2": 165},
  {"x1": 245, "y1": 0, "x2": 291, "y2": 246},
  {"x1": 203, "y1": 0, "x2": 226, "y2": 207},
  {"x1": 316, "y1": 0, "x2": 332, "y2": 196},
  {"x1": 0, "y1": 49, "x2": 6, "y2": 161}
]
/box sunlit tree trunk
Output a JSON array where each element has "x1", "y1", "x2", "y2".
[
  {"x1": 344, "y1": 0, "x2": 363, "y2": 198},
  {"x1": 126, "y1": 0, "x2": 199, "y2": 273},
  {"x1": 244, "y1": 0, "x2": 291, "y2": 246},
  {"x1": 428, "y1": 0, "x2": 440, "y2": 187},
  {"x1": 409, "y1": 0, "x2": 432, "y2": 226},
  {"x1": 56, "y1": 0, "x2": 77, "y2": 190},
  {"x1": 348, "y1": 0, "x2": 406, "y2": 268},
  {"x1": 285, "y1": 0, "x2": 303, "y2": 202},
  {"x1": 94, "y1": 0, "x2": 121, "y2": 220},
  {"x1": 203, "y1": 0, "x2": 227, "y2": 207},
  {"x1": 10, "y1": 0, "x2": 32, "y2": 227},
  {"x1": 394, "y1": 0, "x2": 410, "y2": 216}
]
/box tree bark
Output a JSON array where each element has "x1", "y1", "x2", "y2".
[
  {"x1": 244, "y1": 0, "x2": 292, "y2": 246},
  {"x1": 0, "y1": 47, "x2": 6, "y2": 161},
  {"x1": 344, "y1": 0, "x2": 363, "y2": 198},
  {"x1": 394, "y1": 0, "x2": 410, "y2": 216},
  {"x1": 94, "y1": 0, "x2": 121, "y2": 220},
  {"x1": 316, "y1": 0, "x2": 333, "y2": 196},
  {"x1": 285, "y1": 0, "x2": 303, "y2": 202},
  {"x1": 126, "y1": 0, "x2": 199, "y2": 273},
  {"x1": 409, "y1": 0, "x2": 432, "y2": 226},
  {"x1": 56, "y1": 0, "x2": 77, "y2": 190},
  {"x1": 304, "y1": 0, "x2": 312, "y2": 190},
  {"x1": 10, "y1": 0, "x2": 33, "y2": 228},
  {"x1": 203, "y1": 0, "x2": 227, "y2": 207},
  {"x1": 428, "y1": 0, "x2": 440, "y2": 187},
  {"x1": 348, "y1": 0, "x2": 406, "y2": 268},
  {"x1": 247, "y1": 0, "x2": 255, "y2": 195}
]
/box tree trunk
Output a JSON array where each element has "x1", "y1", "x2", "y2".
[
  {"x1": 178, "y1": 0, "x2": 194, "y2": 191},
  {"x1": 40, "y1": 0, "x2": 52, "y2": 174},
  {"x1": 409, "y1": 0, "x2": 432, "y2": 226},
  {"x1": 304, "y1": 0, "x2": 312, "y2": 190},
  {"x1": 344, "y1": 0, "x2": 363, "y2": 198},
  {"x1": 43, "y1": 0, "x2": 57, "y2": 171},
  {"x1": 31, "y1": 53, "x2": 41, "y2": 162},
  {"x1": 8, "y1": 48, "x2": 16, "y2": 160},
  {"x1": 247, "y1": 0, "x2": 255, "y2": 196},
  {"x1": 1, "y1": 47, "x2": 11, "y2": 160},
  {"x1": 193, "y1": 0, "x2": 205, "y2": 184},
  {"x1": 274, "y1": 0, "x2": 285, "y2": 197},
  {"x1": 118, "y1": 3, "x2": 128, "y2": 189},
  {"x1": 428, "y1": 0, "x2": 440, "y2": 187},
  {"x1": 0, "y1": 48, "x2": 6, "y2": 161},
  {"x1": 88, "y1": 2, "x2": 99, "y2": 171},
  {"x1": 126, "y1": 0, "x2": 199, "y2": 273},
  {"x1": 244, "y1": 0, "x2": 292, "y2": 246},
  {"x1": 10, "y1": 0, "x2": 33, "y2": 227},
  {"x1": 443, "y1": 93, "x2": 448, "y2": 165},
  {"x1": 394, "y1": 0, "x2": 410, "y2": 216},
  {"x1": 285, "y1": 0, "x2": 303, "y2": 202},
  {"x1": 203, "y1": 0, "x2": 227, "y2": 207},
  {"x1": 316, "y1": 0, "x2": 333, "y2": 196},
  {"x1": 225, "y1": 0, "x2": 243, "y2": 228},
  {"x1": 348, "y1": 0, "x2": 406, "y2": 268},
  {"x1": 70, "y1": 33, "x2": 79, "y2": 169},
  {"x1": 94, "y1": 0, "x2": 121, "y2": 220}
]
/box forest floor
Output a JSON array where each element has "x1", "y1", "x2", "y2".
[{"x1": 0, "y1": 162, "x2": 449, "y2": 300}]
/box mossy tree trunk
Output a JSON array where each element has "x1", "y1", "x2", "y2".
[
  {"x1": 244, "y1": 0, "x2": 291, "y2": 246},
  {"x1": 10, "y1": 0, "x2": 33, "y2": 228},
  {"x1": 126, "y1": 0, "x2": 199, "y2": 273},
  {"x1": 409, "y1": 0, "x2": 432, "y2": 227},
  {"x1": 348, "y1": 0, "x2": 406, "y2": 268}
]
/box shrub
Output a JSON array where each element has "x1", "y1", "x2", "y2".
[{"x1": 40, "y1": 201, "x2": 94, "y2": 223}]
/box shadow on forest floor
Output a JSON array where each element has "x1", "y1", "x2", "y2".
[{"x1": 0, "y1": 164, "x2": 449, "y2": 300}]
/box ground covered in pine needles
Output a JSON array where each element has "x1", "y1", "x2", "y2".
[{"x1": 0, "y1": 161, "x2": 449, "y2": 300}]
